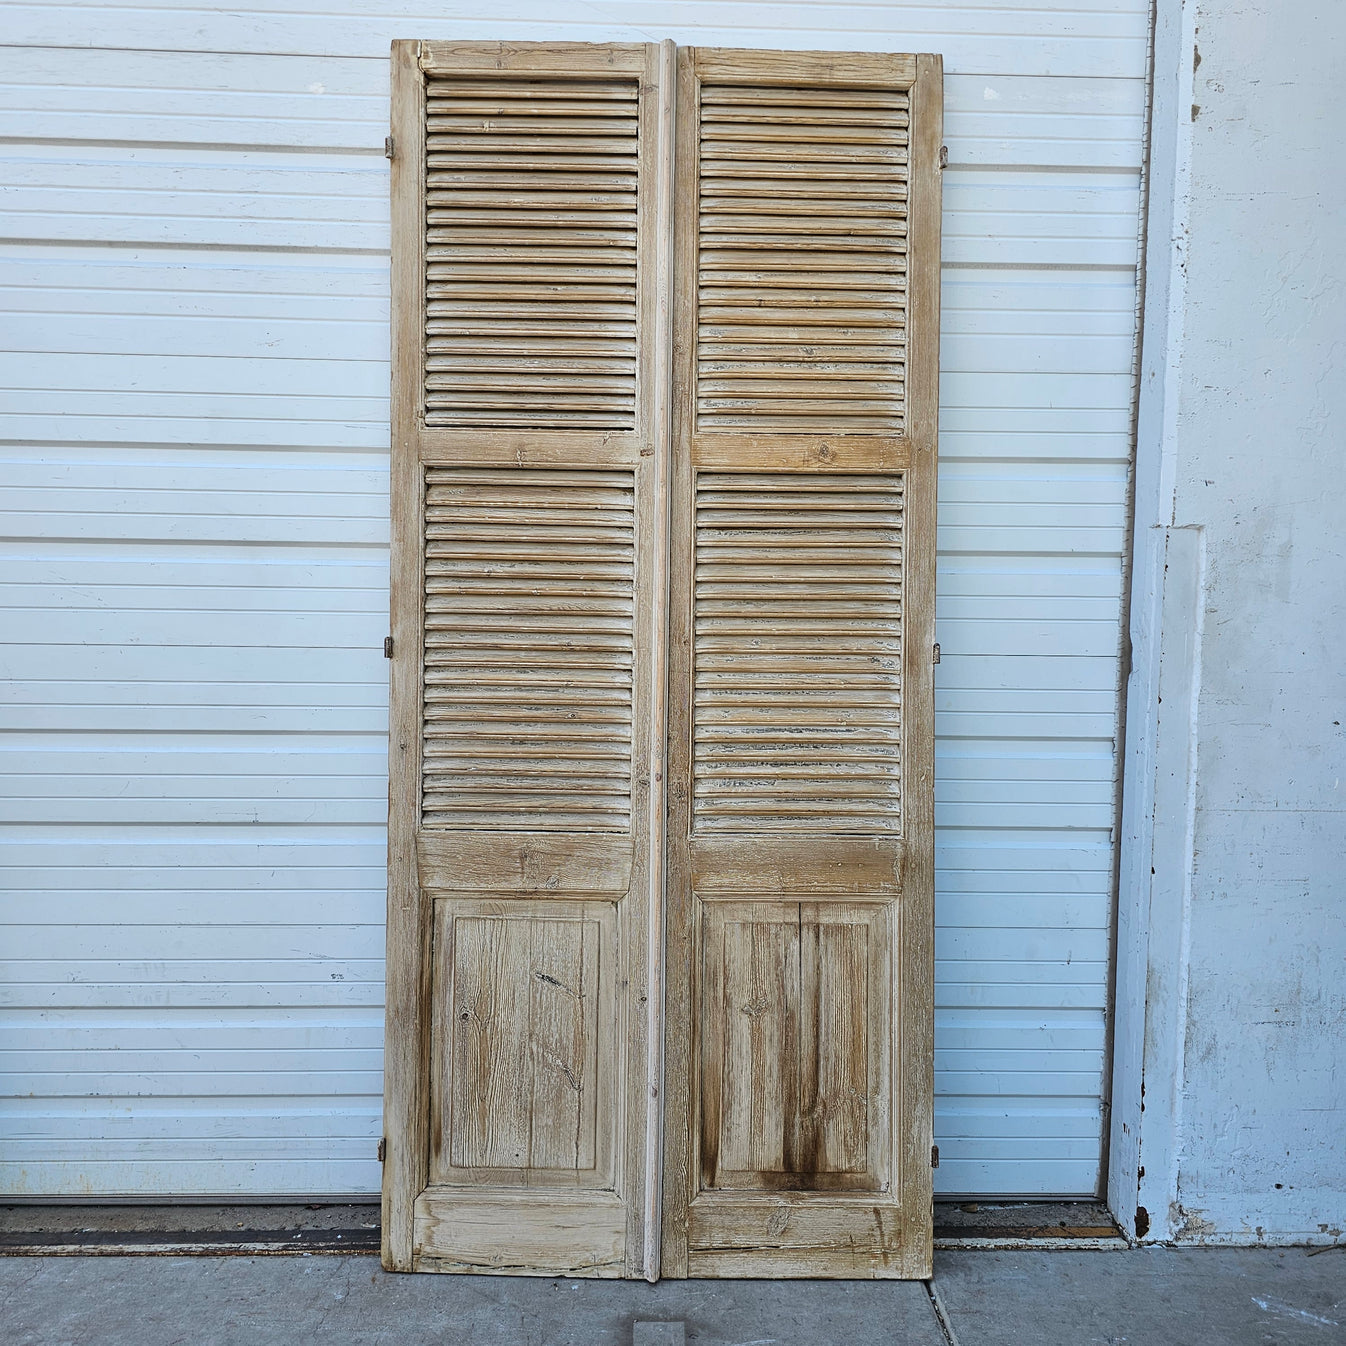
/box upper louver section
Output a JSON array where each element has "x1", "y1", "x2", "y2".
[
  {"x1": 423, "y1": 74, "x2": 641, "y2": 430},
  {"x1": 695, "y1": 83, "x2": 910, "y2": 436}
]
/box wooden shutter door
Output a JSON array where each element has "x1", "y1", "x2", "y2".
[
  {"x1": 661, "y1": 48, "x2": 942, "y2": 1278},
  {"x1": 383, "y1": 40, "x2": 672, "y2": 1277}
]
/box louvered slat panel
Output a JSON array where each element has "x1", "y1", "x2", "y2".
[
  {"x1": 696, "y1": 85, "x2": 910, "y2": 434},
  {"x1": 424, "y1": 77, "x2": 640, "y2": 429},
  {"x1": 421, "y1": 467, "x2": 635, "y2": 831},
  {"x1": 692, "y1": 472, "x2": 904, "y2": 833}
]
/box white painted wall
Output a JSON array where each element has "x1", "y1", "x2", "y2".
[
  {"x1": 0, "y1": 0, "x2": 1148, "y2": 1198},
  {"x1": 1112, "y1": 0, "x2": 1346, "y2": 1243}
]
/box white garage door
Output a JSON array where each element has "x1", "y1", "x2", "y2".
[{"x1": 0, "y1": 0, "x2": 1145, "y2": 1198}]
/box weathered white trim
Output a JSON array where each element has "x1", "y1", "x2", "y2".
[{"x1": 1108, "y1": 0, "x2": 1200, "y2": 1243}]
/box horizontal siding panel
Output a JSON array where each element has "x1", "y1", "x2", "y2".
[
  {"x1": 1, "y1": 890, "x2": 383, "y2": 926},
  {"x1": 946, "y1": 72, "x2": 1145, "y2": 169},
  {"x1": 1, "y1": 925, "x2": 386, "y2": 961},
  {"x1": 3, "y1": 311, "x2": 387, "y2": 362},
  {"x1": 1, "y1": 146, "x2": 388, "y2": 250},
  {"x1": 0, "y1": 246, "x2": 389, "y2": 303},
  {"x1": 1, "y1": 53, "x2": 1143, "y2": 167},
  {"x1": 0, "y1": 349, "x2": 387, "y2": 401},
  {"x1": 935, "y1": 1104, "x2": 1103, "y2": 1141},
  {"x1": 3, "y1": 1138, "x2": 380, "y2": 1161},
  {"x1": 5, "y1": 1094, "x2": 380, "y2": 1129},
  {"x1": 0, "y1": 0, "x2": 1145, "y2": 1200},
  {"x1": 0, "y1": 48, "x2": 389, "y2": 150},
  {"x1": 3, "y1": 3, "x2": 1149, "y2": 77},
  {"x1": 940, "y1": 431, "x2": 1132, "y2": 463},
  {"x1": 936, "y1": 973, "x2": 1109, "y2": 1011},
  {"x1": 0, "y1": 641, "x2": 386, "y2": 682},
  {"x1": 0, "y1": 704, "x2": 385, "y2": 735},
  {"x1": 0, "y1": 1160, "x2": 380, "y2": 1197},
  {"x1": 934, "y1": 1159, "x2": 1100, "y2": 1196},
  {"x1": 936, "y1": 1070, "x2": 1102, "y2": 1098},
  {"x1": 943, "y1": 169, "x2": 1140, "y2": 268},
  {"x1": 1, "y1": 798, "x2": 385, "y2": 826},
  {"x1": 0, "y1": 981, "x2": 385, "y2": 1009},
  {"x1": 1, "y1": 1067, "x2": 381, "y2": 1095},
  {"x1": 0, "y1": 611, "x2": 384, "y2": 647},
  {"x1": 936, "y1": 928, "x2": 1110, "y2": 963},
  {"x1": 0, "y1": 957, "x2": 383, "y2": 987}
]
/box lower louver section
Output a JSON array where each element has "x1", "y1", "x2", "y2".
[
  {"x1": 421, "y1": 466, "x2": 636, "y2": 832},
  {"x1": 692, "y1": 471, "x2": 905, "y2": 834}
]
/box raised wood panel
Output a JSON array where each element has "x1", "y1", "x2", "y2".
[
  {"x1": 420, "y1": 466, "x2": 636, "y2": 833},
  {"x1": 422, "y1": 72, "x2": 640, "y2": 430},
  {"x1": 692, "y1": 471, "x2": 905, "y2": 834},
  {"x1": 699, "y1": 902, "x2": 887, "y2": 1192},
  {"x1": 429, "y1": 899, "x2": 616, "y2": 1187}
]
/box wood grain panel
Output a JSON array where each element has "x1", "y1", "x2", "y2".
[
  {"x1": 423, "y1": 73, "x2": 640, "y2": 429},
  {"x1": 696, "y1": 83, "x2": 910, "y2": 434},
  {"x1": 685, "y1": 1193, "x2": 926, "y2": 1279},
  {"x1": 413, "y1": 1190, "x2": 627, "y2": 1276},
  {"x1": 430, "y1": 899, "x2": 615, "y2": 1187},
  {"x1": 418, "y1": 832, "x2": 632, "y2": 894},
  {"x1": 700, "y1": 902, "x2": 886, "y2": 1192},
  {"x1": 421, "y1": 466, "x2": 635, "y2": 832},
  {"x1": 692, "y1": 472, "x2": 905, "y2": 834}
]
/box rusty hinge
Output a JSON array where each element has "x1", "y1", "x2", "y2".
[
  {"x1": 384, "y1": 135, "x2": 395, "y2": 160},
  {"x1": 931, "y1": 1145, "x2": 940, "y2": 1169},
  {"x1": 384, "y1": 636, "x2": 394, "y2": 659},
  {"x1": 378, "y1": 1138, "x2": 387, "y2": 1163},
  {"x1": 933, "y1": 642, "x2": 941, "y2": 665},
  {"x1": 939, "y1": 145, "x2": 948, "y2": 169}
]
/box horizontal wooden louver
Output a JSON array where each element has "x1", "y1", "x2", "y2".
[
  {"x1": 692, "y1": 472, "x2": 904, "y2": 833},
  {"x1": 423, "y1": 76, "x2": 640, "y2": 429},
  {"x1": 421, "y1": 466, "x2": 636, "y2": 831},
  {"x1": 696, "y1": 84, "x2": 910, "y2": 434}
]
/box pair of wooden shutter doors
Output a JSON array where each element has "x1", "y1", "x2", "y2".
[{"x1": 384, "y1": 40, "x2": 941, "y2": 1280}]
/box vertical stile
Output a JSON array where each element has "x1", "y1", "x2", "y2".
[{"x1": 643, "y1": 35, "x2": 678, "y2": 1286}]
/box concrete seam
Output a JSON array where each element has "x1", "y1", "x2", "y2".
[{"x1": 923, "y1": 1278, "x2": 963, "y2": 1346}]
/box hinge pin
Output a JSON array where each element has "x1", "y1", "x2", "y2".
[
  {"x1": 939, "y1": 145, "x2": 949, "y2": 169},
  {"x1": 931, "y1": 1145, "x2": 940, "y2": 1169},
  {"x1": 384, "y1": 135, "x2": 395, "y2": 160},
  {"x1": 933, "y1": 642, "x2": 941, "y2": 665},
  {"x1": 378, "y1": 1138, "x2": 387, "y2": 1163},
  {"x1": 384, "y1": 636, "x2": 394, "y2": 659}
]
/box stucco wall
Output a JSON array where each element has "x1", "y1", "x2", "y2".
[
  {"x1": 1119, "y1": 0, "x2": 1345, "y2": 1243},
  {"x1": 1174, "y1": 0, "x2": 1346, "y2": 1242}
]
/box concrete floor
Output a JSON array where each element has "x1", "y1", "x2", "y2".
[{"x1": 1, "y1": 1249, "x2": 1342, "y2": 1346}]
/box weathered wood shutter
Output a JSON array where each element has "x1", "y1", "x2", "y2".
[
  {"x1": 385, "y1": 39, "x2": 940, "y2": 1282},
  {"x1": 661, "y1": 48, "x2": 942, "y2": 1279},
  {"x1": 383, "y1": 40, "x2": 671, "y2": 1277}
]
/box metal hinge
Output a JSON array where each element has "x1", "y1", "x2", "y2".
[
  {"x1": 931, "y1": 1145, "x2": 940, "y2": 1169},
  {"x1": 933, "y1": 642, "x2": 941, "y2": 665},
  {"x1": 939, "y1": 145, "x2": 948, "y2": 169},
  {"x1": 378, "y1": 1138, "x2": 387, "y2": 1163},
  {"x1": 384, "y1": 135, "x2": 395, "y2": 160},
  {"x1": 384, "y1": 636, "x2": 394, "y2": 659}
]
